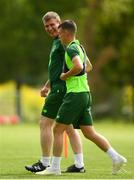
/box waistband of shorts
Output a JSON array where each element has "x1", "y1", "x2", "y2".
[{"x1": 50, "y1": 80, "x2": 65, "y2": 88}]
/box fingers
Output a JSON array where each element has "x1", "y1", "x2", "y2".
[{"x1": 40, "y1": 88, "x2": 49, "y2": 97}]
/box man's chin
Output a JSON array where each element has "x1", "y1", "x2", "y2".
[{"x1": 50, "y1": 34, "x2": 57, "y2": 38}]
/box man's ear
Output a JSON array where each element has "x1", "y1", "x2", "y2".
[{"x1": 64, "y1": 30, "x2": 69, "y2": 36}]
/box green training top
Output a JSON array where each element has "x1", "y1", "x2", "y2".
[
  {"x1": 65, "y1": 40, "x2": 90, "y2": 93},
  {"x1": 48, "y1": 37, "x2": 65, "y2": 87}
]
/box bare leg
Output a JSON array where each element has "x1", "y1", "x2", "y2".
[
  {"x1": 40, "y1": 116, "x2": 55, "y2": 156},
  {"x1": 80, "y1": 125, "x2": 110, "y2": 151},
  {"x1": 80, "y1": 125, "x2": 127, "y2": 174},
  {"x1": 35, "y1": 122, "x2": 66, "y2": 175},
  {"x1": 53, "y1": 122, "x2": 67, "y2": 157},
  {"x1": 25, "y1": 116, "x2": 55, "y2": 171},
  {"x1": 66, "y1": 125, "x2": 84, "y2": 168},
  {"x1": 40, "y1": 117, "x2": 84, "y2": 169},
  {"x1": 66, "y1": 125, "x2": 82, "y2": 154},
  {"x1": 36, "y1": 123, "x2": 84, "y2": 174}
]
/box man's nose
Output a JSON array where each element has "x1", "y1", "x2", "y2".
[{"x1": 47, "y1": 25, "x2": 52, "y2": 31}]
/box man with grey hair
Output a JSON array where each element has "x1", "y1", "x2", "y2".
[{"x1": 25, "y1": 11, "x2": 92, "y2": 173}]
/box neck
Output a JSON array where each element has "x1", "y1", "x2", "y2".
[
  {"x1": 65, "y1": 37, "x2": 75, "y2": 46},
  {"x1": 53, "y1": 34, "x2": 59, "y2": 39}
]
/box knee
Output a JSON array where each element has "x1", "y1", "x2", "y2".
[
  {"x1": 82, "y1": 131, "x2": 90, "y2": 139},
  {"x1": 53, "y1": 124, "x2": 65, "y2": 136},
  {"x1": 66, "y1": 126, "x2": 73, "y2": 136},
  {"x1": 84, "y1": 133, "x2": 93, "y2": 140},
  {"x1": 82, "y1": 128, "x2": 96, "y2": 140},
  {"x1": 39, "y1": 116, "x2": 54, "y2": 130},
  {"x1": 66, "y1": 127, "x2": 78, "y2": 138}
]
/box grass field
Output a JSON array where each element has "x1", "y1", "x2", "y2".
[{"x1": 0, "y1": 120, "x2": 134, "y2": 179}]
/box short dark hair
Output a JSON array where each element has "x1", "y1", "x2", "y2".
[{"x1": 58, "y1": 20, "x2": 77, "y2": 34}]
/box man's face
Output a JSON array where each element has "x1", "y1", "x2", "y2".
[
  {"x1": 59, "y1": 28, "x2": 68, "y2": 45},
  {"x1": 43, "y1": 18, "x2": 60, "y2": 38}
]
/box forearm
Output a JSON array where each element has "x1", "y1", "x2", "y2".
[
  {"x1": 44, "y1": 80, "x2": 50, "y2": 88},
  {"x1": 60, "y1": 55, "x2": 83, "y2": 81},
  {"x1": 64, "y1": 66, "x2": 82, "y2": 78},
  {"x1": 86, "y1": 57, "x2": 92, "y2": 73}
]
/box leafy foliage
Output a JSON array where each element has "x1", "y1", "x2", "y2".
[{"x1": 0, "y1": 0, "x2": 133, "y2": 118}]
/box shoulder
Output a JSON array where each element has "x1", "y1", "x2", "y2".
[
  {"x1": 67, "y1": 43, "x2": 79, "y2": 52},
  {"x1": 66, "y1": 43, "x2": 80, "y2": 59},
  {"x1": 53, "y1": 38, "x2": 61, "y2": 47},
  {"x1": 52, "y1": 38, "x2": 64, "y2": 52}
]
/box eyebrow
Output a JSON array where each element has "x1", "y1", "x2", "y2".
[{"x1": 45, "y1": 23, "x2": 55, "y2": 27}]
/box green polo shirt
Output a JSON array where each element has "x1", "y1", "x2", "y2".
[{"x1": 48, "y1": 37, "x2": 65, "y2": 87}]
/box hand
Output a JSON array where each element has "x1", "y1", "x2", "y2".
[
  {"x1": 40, "y1": 86, "x2": 49, "y2": 97},
  {"x1": 60, "y1": 73, "x2": 68, "y2": 81}
]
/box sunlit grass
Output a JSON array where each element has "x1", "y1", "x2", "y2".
[{"x1": 0, "y1": 121, "x2": 133, "y2": 179}]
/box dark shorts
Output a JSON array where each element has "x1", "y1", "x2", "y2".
[
  {"x1": 41, "y1": 84, "x2": 66, "y2": 119},
  {"x1": 56, "y1": 92, "x2": 93, "y2": 128}
]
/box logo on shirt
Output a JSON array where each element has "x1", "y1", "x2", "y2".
[
  {"x1": 43, "y1": 109, "x2": 47, "y2": 113},
  {"x1": 87, "y1": 107, "x2": 91, "y2": 115},
  {"x1": 56, "y1": 115, "x2": 60, "y2": 119}
]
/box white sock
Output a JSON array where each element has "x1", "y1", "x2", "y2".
[
  {"x1": 51, "y1": 156, "x2": 61, "y2": 170},
  {"x1": 40, "y1": 156, "x2": 51, "y2": 166},
  {"x1": 107, "y1": 147, "x2": 119, "y2": 161},
  {"x1": 74, "y1": 153, "x2": 84, "y2": 168}
]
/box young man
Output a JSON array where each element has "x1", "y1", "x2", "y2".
[
  {"x1": 25, "y1": 12, "x2": 90, "y2": 173},
  {"x1": 36, "y1": 20, "x2": 127, "y2": 176}
]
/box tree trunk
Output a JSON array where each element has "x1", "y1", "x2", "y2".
[
  {"x1": 132, "y1": 85, "x2": 134, "y2": 121},
  {"x1": 15, "y1": 80, "x2": 22, "y2": 120}
]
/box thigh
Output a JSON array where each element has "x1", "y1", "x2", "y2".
[
  {"x1": 40, "y1": 115, "x2": 55, "y2": 128},
  {"x1": 56, "y1": 93, "x2": 88, "y2": 125},
  {"x1": 54, "y1": 122, "x2": 69, "y2": 134},
  {"x1": 80, "y1": 125, "x2": 95, "y2": 138},
  {"x1": 73, "y1": 92, "x2": 93, "y2": 129},
  {"x1": 66, "y1": 124, "x2": 77, "y2": 135}
]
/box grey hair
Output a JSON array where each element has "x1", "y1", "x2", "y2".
[{"x1": 42, "y1": 11, "x2": 61, "y2": 22}]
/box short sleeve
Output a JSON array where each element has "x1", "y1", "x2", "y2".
[{"x1": 66, "y1": 44, "x2": 80, "y2": 60}]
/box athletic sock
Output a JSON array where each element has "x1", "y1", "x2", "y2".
[
  {"x1": 41, "y1": 156, "x2": 51, "y2": 166},
  {"x1": 51, "y1": 156, "x2": 61, "y2": 170},
  {"x1": 74, "y1": 153, "x2": 84, "y2": 168},
  {"x1": 107, "y1": 147, "x2": 120, "y2": 161}
]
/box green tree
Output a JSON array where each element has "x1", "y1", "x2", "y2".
[
  {"x1": 80, "y1": 0, "x2": 134, "y2": 118},
  {"x1": 0, "y1": 0, "x2": 86, "y2": 118},
  {"x1": 0, "y1": 0, "x2": 50, "y2": 117}
]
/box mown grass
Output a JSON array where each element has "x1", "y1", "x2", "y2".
[{"x1": 0, "y1": 120, "x2": 134, "y2": 179}]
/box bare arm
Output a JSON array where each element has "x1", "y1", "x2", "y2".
[
  {"x1": 60, "y1": 55, "x2": 83, "y2": 81},
  {"x1": 85, "y1": 56, "x2": 92, "y2": 73}
]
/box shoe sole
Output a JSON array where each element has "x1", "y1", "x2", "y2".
[
  {"x1": 36, "y1": 171, "x2": 61, "y2": 175},
  {"x1": 62, "y1": 169, "x2": 86, "y2": 173},
  {"x1": 25, "y1": 166, "x2": 35, "y2": 172},
  {"x1": 25, "y1": 166, "x2": 46, "y2": 173}
]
